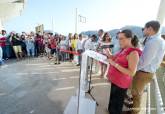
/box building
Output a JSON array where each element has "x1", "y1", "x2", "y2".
[{"x1": 0, "y1": 0, "x2": 26, "y2": 30}]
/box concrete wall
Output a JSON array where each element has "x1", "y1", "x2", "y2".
[{"x1": 0, "y1": 18, "x2": 3, "y2": 31}]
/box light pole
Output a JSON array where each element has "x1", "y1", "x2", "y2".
[
  {"x1": 51, "y1": 16, "x2": 54, "y2": 33},
  {"x1": 75, "y1": 8, "x2": 78, "y2": 33}
]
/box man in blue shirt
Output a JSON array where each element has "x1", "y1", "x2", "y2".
[{"x1": 131, "y1": 21, "x2": 165, "y2": 114}]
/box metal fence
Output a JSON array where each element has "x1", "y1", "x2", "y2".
[{"x1": 147, "y1": 75, "x2": 165, "y2": 114}]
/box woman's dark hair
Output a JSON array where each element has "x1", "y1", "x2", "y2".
[
  {"x1": 131, "y1": 35, "x2": 139, "y2": 47},
  {"x1": 16, "y1": 33, "x2": 20, "y2": 38},
  {"x1": 2, "y1": 30, "x2": 6, "y2": 33},
  {"x1": 20, "y1": 35, "x2": 25, "y2": 40},
  {"x1": 79, "y1": 34, "x2": 82, "y2": 38},
  {"x1": 91, "y1": 34, "x2": 97, "y2": 39},
  {"x1": 119, "y1": 29, "x2": 139, "y2": 47},
  {"x1": 145, "y1": 20, "x2": 160, "y2": 33},
  {"x1": 73, "y1": 33, "x2": 78, "y2": 39},
  {"x1": 102, "y1": 32, "x2": 111, "y2": 42},
  {"x1": 36, "y1": 33, "x2": 39, "y2": 37}
]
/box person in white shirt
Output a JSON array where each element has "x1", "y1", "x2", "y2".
[
  {"x1": 131, "y1": 20, "x2": 165, "y2": 114},
  {"x1": 60, "y1": 36, "x2": 67, "y2": 61},
  {"x1": 76, "y1": 34, "x2": 83, "y2": 66},
  {"x1": 98, "y1": 29, "x2": 104, "y2": 44},
  {"x1": 83, "y1": 36, "x2": 91, "y2": 51},
  {"x1": 112, "y1": 34, "x2": 121, "y2": 54},
  {"x1": 84, "y1": 35, "x2": 98, "y2": 51}
]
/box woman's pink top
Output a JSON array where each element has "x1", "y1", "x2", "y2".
[{"x1": 108, "y1": 48, "x2": 142, "y2": 89}]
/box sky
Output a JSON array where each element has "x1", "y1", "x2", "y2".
[{"x1": 4, "y1": 0, "x2": 165, "y2": 35}]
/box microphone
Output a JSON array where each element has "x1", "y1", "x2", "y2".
[{"x1": 101, "y1": 44, "x2": 114, "y2": 49}]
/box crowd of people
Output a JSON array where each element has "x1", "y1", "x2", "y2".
[
  {"x1": 0, "y1": 31, "x2": 85, "y2": 65},
  {"x1": 1, "y1": 20, "x2": 165, "y2": 114},
  {"x1": 0, "y1": 28, "x2": 118, "y2": 67}
]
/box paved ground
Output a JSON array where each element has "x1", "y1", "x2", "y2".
[
  {"x1": 1, "y1": 57, "x2": 163, "y2": 114},
  {"x1": 0, "y1": 57, "x2": 110, "y2": 114}
]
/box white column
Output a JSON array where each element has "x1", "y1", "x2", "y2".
[
  {"x1": 157, "y1": 0, "x2": 165, "y2": 25},
  {"x1": 0, "y1": 18, "x2": 3, "y2": 31}
]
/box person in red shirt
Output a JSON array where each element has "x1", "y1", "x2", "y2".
[
  {"x1": 49, "y1": 33, "x2": 57, "y2": 57},
  {"x1": 105, "y1": 29, "x2": 142, "y2": 114},
  {"x1": 0, "y1": 30, "x2": 7, "y2": 59},
  {"x1": 35, "y1": 33, "x2": 44, "y2": 57}
]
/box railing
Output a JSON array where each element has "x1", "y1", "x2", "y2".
[
  {"x1": 163, "y1": 73, "x2": 165, "y2": 87},
  {"x1": 147, "y1": 83, "x2": 151, "y2": 114},
  {"x1": 153, "y1": 75, "x2": 165, "y2": 114},
  {"x1": 147, "y1": 74, "x2": 165, "y2": 114}
]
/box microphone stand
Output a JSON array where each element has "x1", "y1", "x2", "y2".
[{"x1": 85, "y1": 58, "x2": 99, "y2": 106}]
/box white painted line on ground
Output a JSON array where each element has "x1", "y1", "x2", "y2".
[
  {"x1": 51, "y1": 76, "x2": 103, "y2": 81},
  {"x1": 69, "y1": 77, "x2": 101, "y2": 81},
  {"x1": 26, "y1": 63, "x2": 50, "y2": 66},
  {"x1": 38, "y1": 65, "x2": 55, "y2": 67},
  {"x1": 91, "y1": 83, "x2": 110, "y2": 87},
  {"x1": 55, "y1": 86, "x2": 75, "y2": 91},
  {"x1": 0, "y1": 65, "x2": 8, "y2": 69},
  {"x1": 0, "y1": 92, "x2": 6, "y2": 96},
  {"x1": 31, "y1": 68, "x2": 56, "y2": 70},
  {"x1": 29, "y1": 110, "x2": 35, "y2": 114},
  {"x1": 16, "y1": 73, "x2": 30, "y2": 75},
  {"x1": 51, "y1": 76, "x2": 99, "y2": 80},
  {"x1": 56, "y1": 66, "x2": 77, "y2": 68},
  {"x1": 61, "y1": 69, "x2": 79, "y2": 72},
  {"x1": 69, "y1": 76, "x2": 79, "y2": 79},
  {"x1": 16, "y1": 71, "x2": 58, "y2": 75},
  {"x1": 39, "y1": 71, "x2": 57, "y2": 74},
  {"x1": 52, "y1": 78, "x2": 67, "y2": 81}
]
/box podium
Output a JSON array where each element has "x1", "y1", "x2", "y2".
[{"x1": 64, "y1": 50, "x2": 108, "y2": 114}]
